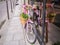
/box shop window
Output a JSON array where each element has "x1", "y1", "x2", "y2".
[{"x1": 54, "y1": 0, "x2": 60, "y2": 5}]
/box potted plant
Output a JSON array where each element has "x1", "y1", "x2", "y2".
[
  {"x1": 20, "y1": 13, "x2": 29, "y2": 25},
  {"x1": 47, "y1": 13, "x2": 55, "y2": 22}
]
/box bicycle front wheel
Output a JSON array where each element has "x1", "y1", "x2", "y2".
[{"x1": 26, "y1": 22, "x2": 36, "y2": 44}]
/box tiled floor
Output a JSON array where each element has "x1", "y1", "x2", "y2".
[{"x1": 0, "y1": 17, "x2": 25, "y2": 45}]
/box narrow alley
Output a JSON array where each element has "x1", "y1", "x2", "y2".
[{"x1": 0, "y1": 0, "x2": 60, "y2": 45}]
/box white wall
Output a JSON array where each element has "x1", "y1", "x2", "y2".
[
  {"x1": 0, "y1": 1, "x2": 8, "y2": 25},
  {"x1": 25, "y1": 0, "x2": 28, "y2": 4}
]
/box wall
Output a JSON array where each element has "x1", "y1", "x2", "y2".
[{"x1": 0, "y1": 1, "x2": 8, "y2": 29}]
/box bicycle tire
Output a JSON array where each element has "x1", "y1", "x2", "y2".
[{"x1": 25, "y1": 22, "x2": 36, "y2": 44}]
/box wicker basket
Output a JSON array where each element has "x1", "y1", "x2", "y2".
[{"x1": 20, "y1": 17, "x2": 27, "y2": 25}]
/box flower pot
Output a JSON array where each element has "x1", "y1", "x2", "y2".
[
  {"x1": 20, "y1": 16, "x2": 27, "y2": 25},
  {"x1": 48, "y1": 18, "x2": 52, "y2": 23}
]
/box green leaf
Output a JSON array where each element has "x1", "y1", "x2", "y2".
[{"x1": 20, "y1": 13, "x2": 29, "y2": 20}]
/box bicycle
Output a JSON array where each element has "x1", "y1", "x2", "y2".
[
  {"x1": 24, "y1": 5, "x2": 43, "y2": 44},
  {"x1": 24, "y1": 4, "x2": 48, "y2": 45},
  {"x1": 24, "y1": 17, "x2": 36, "y2": 44}
]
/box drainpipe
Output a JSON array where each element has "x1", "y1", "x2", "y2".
[
  {"x1": 42, "y1": 0, "x2": 46, "y2": 45},
  {"x1": 6, "y1": 0, "x2": 9, "y2": 19}
]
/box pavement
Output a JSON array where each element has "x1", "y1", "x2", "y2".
[{"x1": 0, "y1": 17, "x2": 25, "y2": 45}]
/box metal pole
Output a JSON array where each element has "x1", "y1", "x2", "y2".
[
  {"x1": 6, "y1": 0, "x2": 9, "y2": 19},
  {"x1": 46, "y1": 22, "x2": 48, "y2": 43},
  {"x1": 42, "y1": 0, "x2": 46, "y2": 45},
  {"x1": 10, "y1": 0, "x2": 13, "y2": 12},
  {"x1": 24, "y1": 0, "x2": 25, "y2": 4}
]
